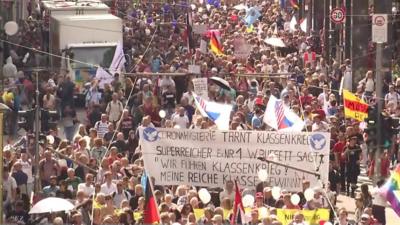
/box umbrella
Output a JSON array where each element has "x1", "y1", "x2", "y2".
[
  {"x1": 210, "y1": 76, "x2": 231, "y2": 90},
  {"x1": 233, "y1": 4, "x2": 248, "y2": 11},
  {"x1": 264, "y1": 37, "x2": 286, "y2": 48},
  {"x1": 29, "y1": 197, "x2": 75, "y2": 214}
]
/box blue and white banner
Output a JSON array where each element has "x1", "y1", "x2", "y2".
[
  {"x1": 264, "y1": 95, "x2": 305, "y2": 132},
  {"x1": 193, "y1": 93, "x2": 232, "y2": 130},
  {"x1": 139, "y1": 127, "x2": 330, "y2": 191}
]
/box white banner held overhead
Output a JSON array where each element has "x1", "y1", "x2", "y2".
[
  {"x1": 140, "y1": 128, "x2": 330, "y2": 191},
  {"x1": 192, "y1": 78, "x2": 208, "y2": 100}
]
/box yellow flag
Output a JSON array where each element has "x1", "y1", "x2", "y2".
[{"x1": 343, "y1": 89, "x2": 368, "y2": 121}]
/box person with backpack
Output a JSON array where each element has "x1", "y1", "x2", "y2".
[
  {"x1": 113, "y1": 180, "x2": 131, "y2": 208},
  {"x1": 106, "y1": 93, "x2": 124, "y2": 125},
  {"x1": 94, "y1": 114, "x2": 110, "y2": 139}
]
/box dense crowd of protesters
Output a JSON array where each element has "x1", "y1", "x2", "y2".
[{"x1": 1, "y1": 0, "x2": 400, "y2": 225}]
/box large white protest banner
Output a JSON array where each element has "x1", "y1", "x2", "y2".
[{"x1": 139, "y1": 128, "x2": 330, "y2": 191}]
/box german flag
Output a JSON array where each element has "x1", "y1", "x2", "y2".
[
  {"x1": 209, "y1": 31, "x2": 224, "y2": 56},
  {"x1": 143, "y1": 174, "x2": 159, "y2": 224},
  {"x1": 290, "y1": 0, "x2": 300, "y2": 10}
]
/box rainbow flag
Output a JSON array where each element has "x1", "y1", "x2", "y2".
[{"x1": 380, "y1": 165, "x2": 400, "y2": 216}]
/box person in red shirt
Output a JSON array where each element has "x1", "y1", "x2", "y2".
[
  {"x1": 107, "y1": 147, "x2": 121, "y2": 165},
  {"x1": 299, "y1": 86, "x2": 313, "y2": 107},
  {"x1": 311, "y1": 100, "x2": 326, "y2": 120},
  {"x1": 333, "y1": 132, "x2": 347, "y2": 193}
]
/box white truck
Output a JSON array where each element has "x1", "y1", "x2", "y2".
[
  {"x1": 42, "y1": 0, "x2": 110, "y2": 16},
  {"x1": 46, "y1": 1, "x2": 123, "y2": 102}
]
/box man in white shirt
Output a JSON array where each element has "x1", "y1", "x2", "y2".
[
  {"x1": 159, "y1": 76, "x2": 175, "y2": 94},
  {"x1": 311, "y1": 114, "x2": 329, "y2": 132},
  {"x1": 385, "y1": 85, "x2": 400, "y2": 111},
  {"x1": 372, "y1": 180, "x2": 387, "y2": 225},
  {"x1": 106, "y1": 93, "x2": 123, "y2": 124},
  {"x1": 17, "y1": 151, "x2": 33, "y2": 196},
  {"x1": 3, "y1": 167, "x2": 17, "y2": 216},
  {"x1": 95, "y1": 114, "x2": 110, "y2": 139},
  {"x1": 77, "y1": 173, "x2": 95, "y2": 197},
  {"x1": 100, "y1": 172, "x2": 117, "y2": 195},
  {"x1": 219, "y1": 180, "x2": 235, "y2": 203},
  {"x1": 172, "y1": 107, "x2": 189, "y2": 129}
]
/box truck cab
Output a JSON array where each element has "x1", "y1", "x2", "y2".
[{"x1": 48, "y1": 11, "x2": 123, "y2": 105}]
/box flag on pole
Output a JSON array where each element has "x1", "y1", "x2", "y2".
[
  {"x1": 143, "y1": 173, "x2": 160, "y2": 224},
  {"x1": 245, "y1": 7, "x2": 261, "y2": 26},
  {"x1": 95, "y1": 42, "x2": 126, "y2": 88},
  {"x1": 263, "y1": 95, "x2": 305, "y2": 132},
  {"x1": 230, "y1": 180, "x2": 245, "y2": 225},
  {"x1": 289, "y1": 16, "x2": 297, "y2": 32},
  {"x1": 300, "y1": 18, "x2": 307, "y2": 32},
  {"x1": 193, "y1": 93, "x2": 232, "y2": 130},
  {"x1": 208, "y1": 30, "x2": 224, "y2": 56},
  {"x1": 109, "y1": 41, "x2": 126, "y2": 74},
  {"x1": 343, "y1": 89, "x2": 368, "y2": 122},
  {"x1": 380, "y1": 165, "x2": 400, "y2": 217}
]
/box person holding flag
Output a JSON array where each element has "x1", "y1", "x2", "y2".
[{"x1": 230, "y1": 180, "x2": 245, "y2": 225}]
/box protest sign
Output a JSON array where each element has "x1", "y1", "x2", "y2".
[
  {"x1": 139, "y1": 128, "x2": 330, "y2": 191},
  {"x1": 189, "y1": 65, "x2": 201, "y2": 74},
  {"x1": 192, "y1": 78, "x2": 208, "y2": 100},
  {"x1": 277, "y1": 209, "x2": 330, "y2": 225},
  {"x1": 193, "y1": 24, "x2": 208, "y2": 34},
  {"x1": 234, "y1": 37, "x2": 251, "y2": 59},
  {"x1": 200, "y1": 39, "x2": 208, "y2": 54}
]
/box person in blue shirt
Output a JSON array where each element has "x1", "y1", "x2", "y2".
[
  {"x1": 42, "y1": 176, "x2": 59, "y2": 197},
  {"x1": 251, "y1": 108, "x2": 263, "y2": 130}
]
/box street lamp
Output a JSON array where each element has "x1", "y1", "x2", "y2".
[{"x1": 0, "y1": 102, "x2": 11, "y2": 224}]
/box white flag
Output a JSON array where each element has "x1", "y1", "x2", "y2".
[
  {"x1": 95, "y1": 42, "x2": 126, "y2": 88},
  {"x1": 193, "y1": 93, "x2": 232, "y2": 130},
  {"x1": 263, "y1": 95, "x2": 305, "y2": 132},
  {"x1": 300, "y1": 18, "x2": 307, "y2": 32},
  {"x1": 289, "y1": 16, "x2": 297, "y2": 32}
]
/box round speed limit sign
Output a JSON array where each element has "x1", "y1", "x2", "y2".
[{"x1": 330, "y1": 8, "x2": 345, "y2": 24}]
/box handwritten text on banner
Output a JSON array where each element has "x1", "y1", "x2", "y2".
[{"x1": 139, "y1": 128, "x2": 330, "y2": 191}]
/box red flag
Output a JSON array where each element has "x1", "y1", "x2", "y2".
[
  {"x1": 143, "y1": 175, "x2": 160, "y2": 224},
  {"x1": 230, "y1": 180, "x2": 245, "y2": 225}
]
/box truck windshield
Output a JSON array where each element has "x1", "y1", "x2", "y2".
[{"x1": 69, "y1": 46, "x2": 116, "y2": 69}]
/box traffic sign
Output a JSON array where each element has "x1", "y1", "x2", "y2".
[
  {"x1": 372, "y1": 14, "x2": 388, "y2": 43},
  {"x1": 330, "y1": 8, "x2": 345, "y2": 24}
]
